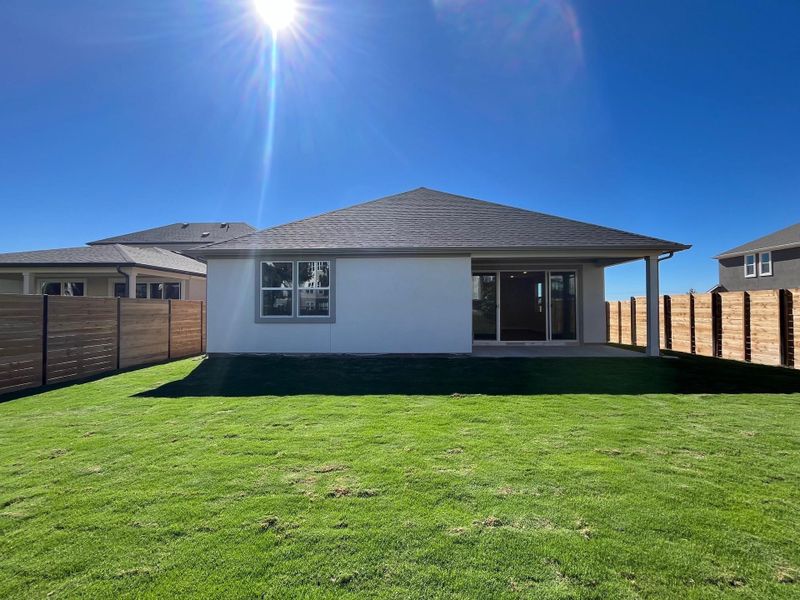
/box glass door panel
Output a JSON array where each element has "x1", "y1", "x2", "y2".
[
  {"x1": 472, "y1": 274, "x2": 497, "y2": 341},
  {"x1": 500, "y1": 272, "x2": 547, "y2": 341},
  {"x1": 550, "y1": 272, "x2": 577, "y2": 340}
]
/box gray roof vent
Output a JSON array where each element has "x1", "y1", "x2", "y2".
[{"x1": 201, "y1": 231, "x2": 210, "y2": 237}]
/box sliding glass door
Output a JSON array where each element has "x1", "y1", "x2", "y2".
[
  {"x1": 550, "y1": 272, "x2": 577, "y2": 340},
  {"x1": 471, "y1": 274, "x2": 497, "y2": 341},
  {"x1": 500, "y1": 272, "x2": 547, "y2": 341},
  {"x1": 472, "y1": 270, "x2": 578, "y2": 342}
]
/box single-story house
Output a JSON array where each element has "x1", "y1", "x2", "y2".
[
  {"x1": 191, "y1": 188, "x2": 690, "y2": 356},
  {"x1": 0, "y1": 245, "x2": 208, "y2": 300},
  {"x1": 0, "y1": 222, "x2": 254, "y2": 299},
  {"x1": 713, "y1": 222, "x2": 800, "y2": 292}
]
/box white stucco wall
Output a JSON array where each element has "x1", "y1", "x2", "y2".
[
  {"x1": 581, "y1": 263, "x2": 606, "y2": 343},
  {"x1": 207, "y1": 256, "x2": 474, "y2": 354}
]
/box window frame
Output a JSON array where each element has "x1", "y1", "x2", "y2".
[
  {"x1": 758, "y1": 251, "x2": 772, "y2": 277},
  {"x1": 744, "y1": 254, "x2": 757, "y2": 278},
  {"x1": 255, "y1": 258, "x2": 336, "y2": 324},
  {"x1": 110, "y1": 280, "x2": 181, "y2": 299},
  {"x1": 297, "y1": 260, "x2": 332, "y2": 319},
  {"x1": 39, "y1": 279, "x2": 87, "y2": 297}
]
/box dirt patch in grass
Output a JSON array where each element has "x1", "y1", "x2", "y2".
[{"x1": 314, "y1": 464, "x2": 348, "y2": 473}]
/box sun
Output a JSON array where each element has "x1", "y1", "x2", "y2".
[{"x1": 253, "y1": 0, "x2": 297, "y2": 32}]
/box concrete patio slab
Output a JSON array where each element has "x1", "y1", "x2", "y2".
[{"x1": 471, "y1": 344, "x2": 645, "y2": 358}]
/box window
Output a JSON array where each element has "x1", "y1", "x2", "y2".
[
  {"x1": 41, "y1": 281, "x2": 84, "y2": 296},
  {"x1": 759, "y1": 251, "x2": 772, "y2": 276},
  {"x1": 149, "y1": 282, "x2": 182, "y2": 300},
  {"x1": 298, "y1": 261, "x2": 330, "y2": 317},
  {"x1": 744, "y1": 254, "x2": 756, "y2": 278},
  {"x1": 115, "y1": 282, "x2": 180, "y2": 299},
  {"x1": 261, "y1": 261, "x2": 294, "y2": 317},
  {"x1": 258, "y1": 260, "x2": 334, "y2": 321}
]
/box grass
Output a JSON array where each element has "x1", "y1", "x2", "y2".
[{"x1": 0, "y1": 355, "x2": 799, "y2": 599}]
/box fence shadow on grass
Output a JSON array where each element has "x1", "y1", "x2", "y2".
[{"x1": 136, "y1": 354, "x2": 800, "y2": 397}]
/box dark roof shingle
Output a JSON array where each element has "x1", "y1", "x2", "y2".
[
  {"x1": 88, "y1": 222, "x2": 255, "y2": 246},
  {"x1": 715, "y1": 222, "x2": 800, "y2": 258},
  {"x1": 0, "y1": 245, "x2": 206, "y2": 275},
  {"x1": 195, "y1": 188, "x2": 688, "y2": 253}
]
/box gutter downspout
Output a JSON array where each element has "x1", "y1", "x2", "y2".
[
  {"x1": 116, "y1": 266, "x2": 129, "y2": 296},
  {"x1": 657, "y1": 251, "x2": 674, "y2": 263}
]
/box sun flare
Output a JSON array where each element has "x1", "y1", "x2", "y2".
[{"x1": 253, "y1": 0, "x2": 297, "y2": 32}]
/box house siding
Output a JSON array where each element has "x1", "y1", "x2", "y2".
[
  {"x1": 207, "y1": 256, "x2": 474, "y2": 354},
  {"x1": 719, "y1": 246, "x2": 800, "y2": 291}
]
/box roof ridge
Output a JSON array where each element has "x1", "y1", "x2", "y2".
[
  {"x1": 199, "y1": 189, "x2": 428, "y2": 249},
  {"x1": 417, "y1": 188, "x2": 682, "y2": 246},
  {"x1": 113, "y1": 244, "x2": 135, "y2": 262}
]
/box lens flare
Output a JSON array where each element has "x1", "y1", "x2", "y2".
[{"x1": 253, "y1": 0, "x2": 297, "y2": 32}]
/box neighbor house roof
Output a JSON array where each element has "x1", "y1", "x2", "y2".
[
  {"x1": 191, "y1": 188, "x2": 689, "y2": 255},
  {"x1": 714, "y1": 222, "x2": 800, "y2": 259},
  {"x1": 0, "y1": 245, "x2": 206, "y2": 276},
  {"x1": 88, "y1": 222, "x2": 255, "y2": 246}
]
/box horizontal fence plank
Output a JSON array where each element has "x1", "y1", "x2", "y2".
[
  {"x1": 693, "y1": 294, "x2": 714, "y2": 357},
  {"x1": 748, "y1": 290, "x2": 781, "y2": 366},
  {"x1": 0, "y1": 295, "x2": 204, "y2": 396},
  {"x1": 670, "y1": 294, "x2": 693, "y2": 354},
  {"x1": 0, "y1": 295, "x2": 43, "y2": 394}
]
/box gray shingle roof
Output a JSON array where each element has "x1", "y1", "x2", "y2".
[
  {"x1": 0, "y1": 244, "x2": 206, "y2": 276},
  {"x1": 88, "y1": 222, "x2": 255, "y2": 246},
  {"x1": 194, "y1": 188, "x2": 689, "y2": 254},
  {"x1": 715, "y1": 222, "x2": 800, "y2": 258}
]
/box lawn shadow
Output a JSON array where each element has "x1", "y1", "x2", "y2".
[{"x1": 136, "y1": 354, "x2": 800, "y2": 397}]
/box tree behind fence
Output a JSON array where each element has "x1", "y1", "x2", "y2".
[
  {"x1": 0, "y1": 294, "x2": 206, "y2": 395},
  {"x1": 606, "y1": 289, "x2": 799, "y2": 369}
]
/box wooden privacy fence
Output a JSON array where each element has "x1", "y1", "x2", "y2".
[
  {"x1": 606, "y1": 289, "x2": 799, "y2": 368},
  {"x1": 0, "y1": 294, "x2": 206, "y2": 395}
]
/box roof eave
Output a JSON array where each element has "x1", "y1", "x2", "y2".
[
  {"x1": 0, "y1": 262, "x2": 205, "y2": 277},
  {"x1": 188, "y1": 243, "x2": 691, "y2": 258},
  {"x1": 714, "y1": 240, "x2": 800, "y2": 260}
]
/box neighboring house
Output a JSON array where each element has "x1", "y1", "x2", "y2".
[
  {"x1": 714, "y1": 222, "x2": 800, "y2": 292},
  {"x1": 88, "y1": 222, "x2": 255, "y2": 252},
  {"x1": 190, "y1": 188, "x2": 689, "y2": 356},
  {"x1": 0, "y1": 222, "x2": 255, "y2": 300}
]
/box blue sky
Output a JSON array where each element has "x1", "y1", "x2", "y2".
[{"x1": 1, "y1": 0, "x2": 798, "y2": 298}]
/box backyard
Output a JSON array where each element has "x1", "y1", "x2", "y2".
[{"x1": 1, "y1": 355, "x2": 799, "y2": 599}]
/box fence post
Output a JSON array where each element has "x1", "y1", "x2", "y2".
[
  {"x1": 663, "y1": 295, "x2": 672, "y2": 350},
  {"x1": 689, "y1": 294, "x2": 696, "y2": 354},
  {"x1": 116, "y1": 297, "x2": 121, "y2": 370},
  {"x1": 630, "y1": 296, "x2": 637, "y2": 346},
  {"x1": 712, "y1": 292, "x2": 722, "y2": 358},
  {"x1": 168, "y1": 300, "x2": 173, "y2": 360},
  {"x1": 201, "y1": 301, "x2": 205, "y2": 354},
  {"x1": 41, "y1": 295, "x2": 49, "y2": 386},
  {"x1": 779, "y1": 289, "x2": 793, "y2": 368},
  {"x1": 744, "y1": 292, "x2": 751, "y2": 362}
]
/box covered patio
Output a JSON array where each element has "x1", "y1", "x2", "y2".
[
  {"x1": 471, "y1": 344, "x2": 644, "y2": 358},
  {"x1": 470, "y1": 254, "x2": 670, "y2": 357}
]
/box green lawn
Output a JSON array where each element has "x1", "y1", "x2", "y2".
[{"x1": 1, "y1": 355, "x2": 799, "y2": 599}]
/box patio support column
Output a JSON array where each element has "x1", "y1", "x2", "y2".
[
  {"x1": 645, "y1": 255, "x2": 660, "y2": 357},
  {"x1": 127, "y1": 269, "x2": 138, "y2": 298},
  {"x1": 22, "y1": 271, "x2": 34, "y2": 294}
]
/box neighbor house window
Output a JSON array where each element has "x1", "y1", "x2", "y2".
[
  {"x1": 759, "y1": 251, "x2": 772, "y2": 276},
  {"x1": 115, "y1": 282, "x2": 180, "y2": 299},
  {"x1": 298, "y1": 261, "x2": 330, "y2": 317},
  {"x1": 744, "y1": 254, "x2": 756, "y2": 278},
  {"x1": 41, "y1": 281, "x2": 85, "y2": 296},
  {"x1": 261, "y1": 261, "x2": 294, "y2": 317},
  {"x1": 149, "y1": 282, "x2": 181, "y2": 300}
]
